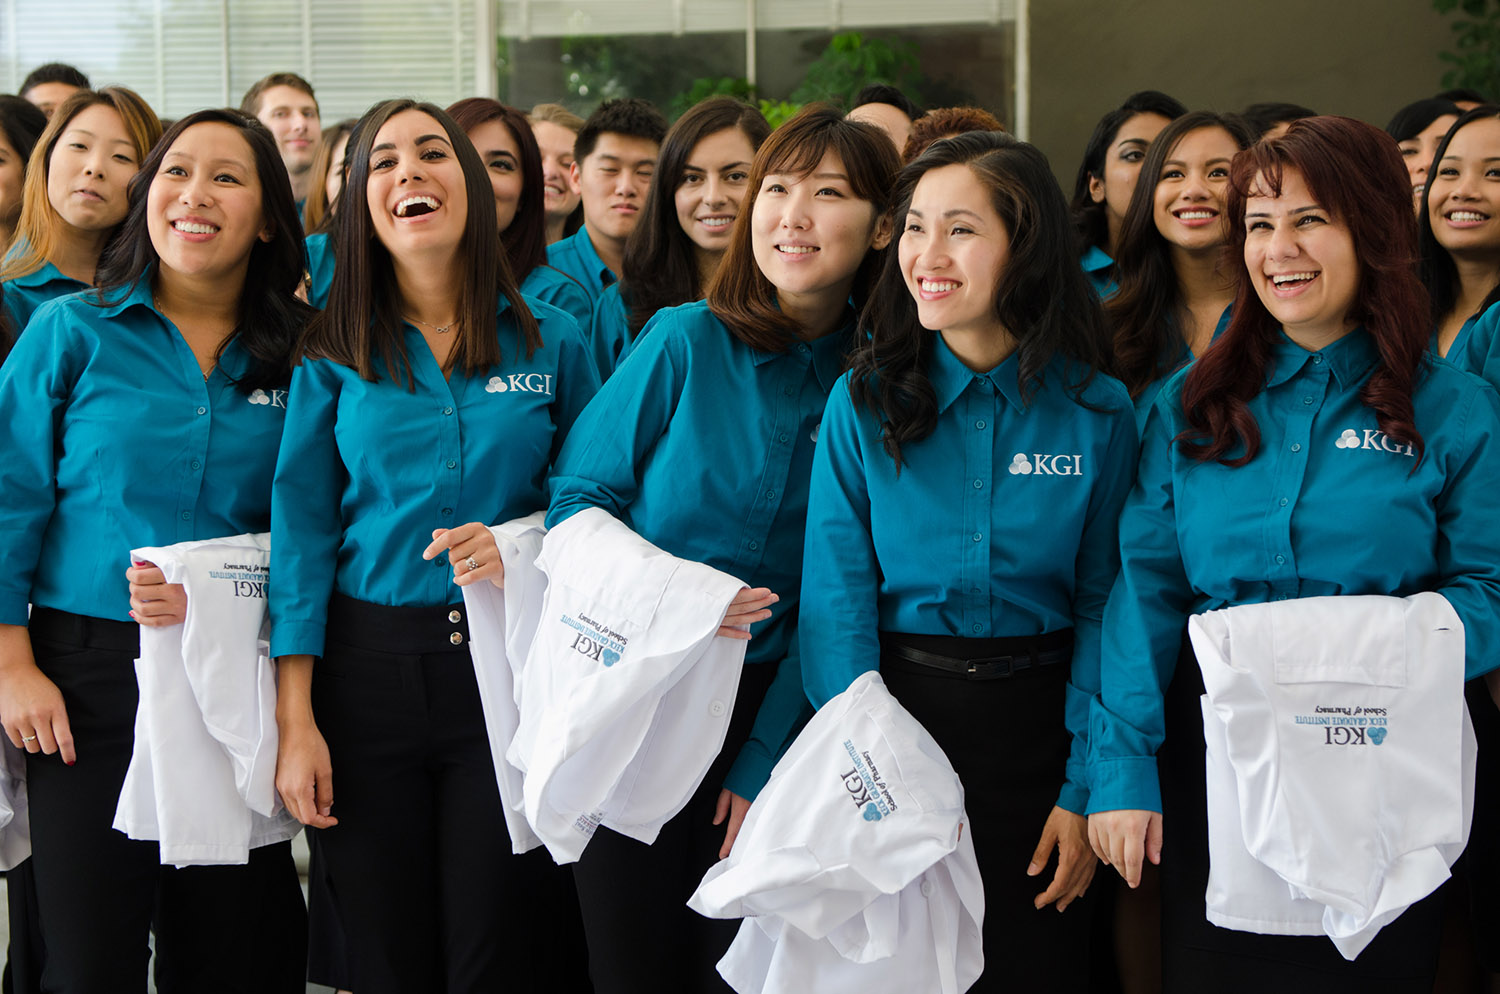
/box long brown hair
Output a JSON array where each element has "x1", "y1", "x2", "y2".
[
  {"x1": 1105, "y1": 111, "x2": 1254, "y2": 397},
  {"x1": 0, "y1": 86, "x2": 161, "y2": 282},
  {"x1": 447, "y1": 98, "x2": 548, "y2": 282},
  {"x1": 705, "y1": 104, "x2": 898, "y2": 353},
  {"x1": 621, "y1": 97, "x2": 770, "y2": 338},
  {"x1": 1180, "y1": 116, "x2": 1428, "y2": 465},
  {"x1": 296, "y1": 99, "x2": 540, "y2": 385}
]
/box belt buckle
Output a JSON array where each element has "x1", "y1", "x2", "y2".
[{"x1": 967, "y1": 655, "x2": 1016, "y2": 679}]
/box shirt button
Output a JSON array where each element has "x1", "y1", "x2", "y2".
[
  {"x1": 1313, "y1": 355, "x2": 1324, "y2": 364},
  {"x1": 443, "y1": 406, "x2": 454, "y2": 416},
  {"x1": 748, "y1": 541, "x2": 759, "y2": 551},
  {"x1": 709, "y1": 700, "x2": 726, "y2": 717},
  {"x1": 180, "y1": 511, "x2": 191, "y2": 521},
  {"x1": 972, "y1": 532, "x2": 982, "y2": 542},
  {"x1": 195, "y1": 406, "x2": 206, "y2": 416},
  {"x1": 189, "y1": 459, "x2": 201, "y2": 471},
  {"x1": 778, "y1": 433, "x2": 788, "y2": 443},
  {"x1": 971, "y1": 623, "x2": 982, "y2": 633},
  {"x1": 442, "y1": 507, "x2": 453, "y2": 516},
  {"x1": 1275, "y1": 554, "x2": 1286, "y2": 565},
  {"x1": 448, "y1": 609, "x2": 462, "y2": 623},
  {"x1": 973, "y1": 479, "x2": 983, "y2": 489},
  {"x1": 920, "y1": 880, "x2": 934, "y2": 898},
  {"x1": 1279, "y1": 497, "x2": 1289, "y2": 507},
  {"x1": 782, "y1": 386, "x2": 794, "y2": 397},
  {"x1": 449, "y1": 632, "x2": 464, "y2": 646},
  {"x1": 975, "y1": 420, "x2": 986, "y2": 430},
  {"x1": 1303, "y1": 397, "x2": 1314, "y2": 405},
  {"x1": 765, "y1": 490, "x2": 776, "y2": 501},
  {"x1": 1290, "y1": 443, "x2": 1302, "y2": 452},
  {"x1": 446, "y1": 459, "x2": 457, "y2": 469}
]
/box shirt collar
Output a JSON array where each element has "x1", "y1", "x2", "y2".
[
  {"x1": 1266, "y1": 326, "x2": 1380, "y2": 390},
  {"x1": 573, "y1": 225, "x2": 616, "y2": 288},
  {"x1": 1080, "y1": 244, "x2": 1113, "y2": 274},
  {"x1": 930, "y1": 333, "x2": 1027, "y2": 414},
  {"x1": 93, "y1": 274, "x2": 155, "y2": 319},
  {"x1": 749, "y1": 303, "x2": 858, "y2": 374},
  {"x1": 9, "y1": 257, "x2": 78, "y2": 290}
]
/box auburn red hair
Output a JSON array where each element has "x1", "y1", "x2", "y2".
[{"x1": 1180, "y1": 115, "x2": 1428, "y2": 465}]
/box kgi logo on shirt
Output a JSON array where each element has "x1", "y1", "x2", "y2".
[
  {"x1": 1333, "y1": 428, "x2": 1415, "y2": 458},
  {"x1": 559, "y1": 612, "x2": 627, "y2": 666},
  {"x1": 1292, "y1": 703, "x2": 1389, "y2": 745},
  {"x1": 485, "y1": 373, "x2": 554, "y2": 396},
  {"x1": 247, "y1": 389, "x2": 286, "y2": 408},
  {"x1": 1008, "y1": 452, "x2": 1083, "y2": 476}
]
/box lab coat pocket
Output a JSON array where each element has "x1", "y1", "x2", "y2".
[{"x1": 1264, "y1": 595, "x2": 1408, "y2": 689}]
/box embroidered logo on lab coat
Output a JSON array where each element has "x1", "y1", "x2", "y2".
[{"x1": 839, "y1": 738, "x2": 896, "y2": 822}]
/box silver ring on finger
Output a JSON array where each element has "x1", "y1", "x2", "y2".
[
  {"x1": 465, "y1": 556, "x2": 480, "y2": 572},
  {"x1": 20, "y1": 734, "x2": 36, "y2": 744}
]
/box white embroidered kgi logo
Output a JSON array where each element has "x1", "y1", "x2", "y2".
[
  {"x1": 485, "y1": 373, "x2": 554, "y2": 395},
  {"x1": 1008, "y1": 452, "x2": 1082, "y2": 476},
  {"x1": 247, "y1": 389, "x2": 286, "y2": 408},
  {"x1": 1334, "y1": 428, "x2": 1414, "y2": 458}
]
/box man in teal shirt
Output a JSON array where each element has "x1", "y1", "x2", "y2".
[{"x1": 545, "y1": 98, "x2": 666, "y2": 304}]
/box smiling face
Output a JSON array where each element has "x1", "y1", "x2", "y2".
[
  {"x1": 147, "y1": 121, "x2": 270, "y2": 288},
  {"x1": 46, "y1": 102, "x2": 140, "y2": 235},
  {"x1": 899, "y1": 163, "x2": 1011, "y2": 345},
  {"x1": 255, "y1": 84, "x2": 321, "y2": 178},
  {"x1": 1399, "y1": 114, "x2": 1458, "y2": 207},
  {"x1": 571, "y1": 132, "x2": 657, "y2": 246},
  {"x1": 1151, "y1": 125, "x2": 1238, "y2": 254},
  {"x1": 531, "y1": 119, "x2": 580, "y2": 227},
  {"x1": 366, "y1": 109, "x2": 468, "y2": 263},
  {"x1": 749, "y1": 149, "x2": 887, "y2": 314},
  {"x1": 465, "y1": 118, "x2": 523, "y2": 235},
  {"x1": 1426, "y1": 116, "x2": 1500, "y2": 262},
  {"x1": 1244, "y1": 166, "x2": 1359, "y2": 349},
  {"x1": 1090, "y1": 111, "x2": 1171, "y2": 245},
  {"x1": 674, "y1": 126, "x2": 756, "y2": 264}
]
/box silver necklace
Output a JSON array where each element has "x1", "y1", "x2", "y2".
[{"x1": 406, "y1": 314, "x2": 458, "y2": 334}]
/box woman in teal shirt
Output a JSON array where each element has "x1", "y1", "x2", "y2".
[
  {"x1": 548, "y1": 105, "x2": 898, "y2": 994},
  {"x1": 1105, "y1": 111, "x2": 1253, "y2": 429},
  {"x1": 801, "y1": 131, "x2": 1135, "y2": 992},
  {"x1": 269, "y1": 99, "x2": 597, "y2": 993},
  {"x1": 0, "y1": 108, "x2": 310, "y2": 994},
  {"x1": 1419, "y1": 104, "x2": 1500, "y2": 359},
  {"x1": 0, "y1": 86, "x2": 160, "y2": 331},
  {"x1": 591, "y1": 96, "x2": 770, "y2": 377},
  {"x1": 1088, "y1": 116, "x2": 1500, "y2": 990}
]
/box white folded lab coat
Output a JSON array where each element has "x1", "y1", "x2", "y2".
[
  {"x1": 508, "y1": 507, "x2": 749, "y2": 863},
  {"x1": 461, "y1": 511, "x2": 547, "y2": 854},
  {"x1": 1189, "y1": 592, "x2": 1476, "y2": 959},
  {"x1": 0, "y1": 737, "x2": 29, "y2": 869},
  {"x1": 114, "y1": 534, "x2": 300, "y2": 865},
  {"x1": 691, "y1": 670, "x2": 983, "y2": 994}
]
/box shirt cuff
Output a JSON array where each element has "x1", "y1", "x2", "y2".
[
  {"x1": 1082, "y1": 757, "x2": 1161, "y2": 815},
  {"x1": 722, "y1": 741, "x2": 775, "y2": 802},
  {"x1": 1055, "y1": 779, "x2": 1089, "y2": 817},
  {"x1": 269, "y1": 620, "x2": 326, "y2": 660}
]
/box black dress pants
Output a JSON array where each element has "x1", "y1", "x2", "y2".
[
  {"x1": 25, "y1": 608, "x2": 305, "y2": 994},
  {"x1": 880, "y1": 630, "x2": 1092, "y2": 994},
  {"x1": 570, "y1": 658, "x2": 778, "y2": 994},
  {"x1": 312, "y1": 594, "x2": 588, "y2": 994}
]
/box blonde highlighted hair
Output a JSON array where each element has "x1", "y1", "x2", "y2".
[{"x1": 0, "y1": 86, "x2": 161, "y2": 282}]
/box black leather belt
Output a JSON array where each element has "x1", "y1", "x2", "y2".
[{"x1": 880, "y1": 630, "x2": 1072, "y2": 681}]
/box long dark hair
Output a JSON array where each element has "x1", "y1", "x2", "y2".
[
  {"x1": 620, "y1": 97, "x2": 770, "y2": 338},
  {"x1": 298, "y1": 99, "x2": 541, "y2": 385},
  {"x1": 706, "y1": 104, "x2": 898, "y2": 353},
  {"x1": 1181, "y1": 116, "x2": 1427, "y2": 465},
  {"x1": 1106, "y1": 111, "x2": 1255, "y2": 397},
  {"x1": 447, "y1": 97, "x2": 548, "y2": 281},
  {"x1": 94, "y1": 109, "x2": 309, "y2": 393},
  {"x1": 303, "y1": 117, "x2": 356, "y2": 234},
  {"x1": 1069, "y1": 90, "x2": 1187, "y2": 253},
  {"x1": 851, "y1": 131, "x2": 1114, "y2": 469},
  {"x1": 1418, "y1": 104, "x2": 1500, "y2": 328}
]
